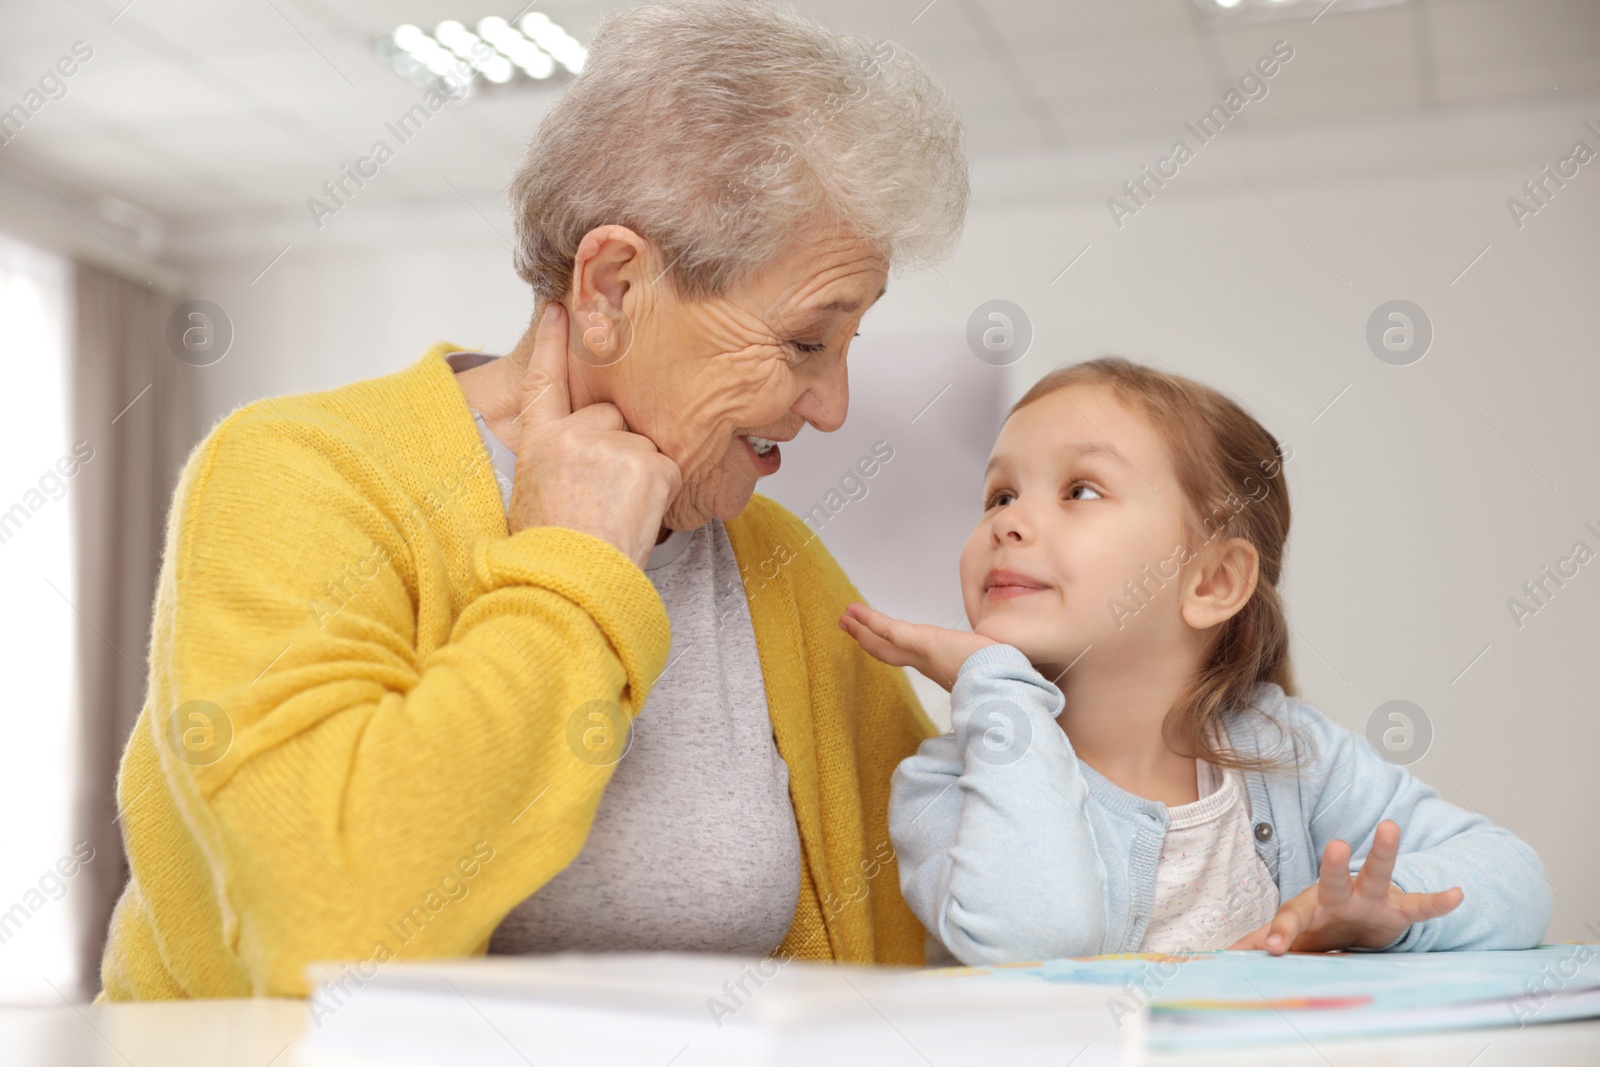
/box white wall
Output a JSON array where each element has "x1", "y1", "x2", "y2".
[{"x1": 171, "y1": 98, "x2": 1600, "y2": 944}]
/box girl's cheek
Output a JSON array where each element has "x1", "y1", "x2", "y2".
[{"x1": 959, "y1": 544, "x2": 992, "y2": 625}]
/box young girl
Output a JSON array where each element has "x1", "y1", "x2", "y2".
[{"x1": 839, "y1": 357, "x2": 1552, "y2": 965}]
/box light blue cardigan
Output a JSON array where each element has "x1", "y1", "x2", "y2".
[{"x1": 889, "y1": 644, "x2": 1553, "y2": 965}]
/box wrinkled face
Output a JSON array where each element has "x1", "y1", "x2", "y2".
[
  {"x1": 958, "y1": 384, "x2": 1201, "y2": 681},
  {"x1": 580, "y1": 223, "x2": 889, "y2": 529}
]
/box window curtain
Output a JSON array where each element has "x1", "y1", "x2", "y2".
[
  {"x1": 71, "y1": 261, "x2": 199, "y2": 999},
  {"x1": 0, "y1": 234, "x2": 78, "y2": 1003}
]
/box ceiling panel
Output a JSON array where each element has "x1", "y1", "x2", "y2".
[
  {"x1": 92, "y1": 0, "x2": 306, "y2": 47},
  {"x1": 0, "y1": 0, "x2": 1593, "y2": 253},
  {"x1": 977, "y1": 0, "x2": 1201, "y2": 40}
]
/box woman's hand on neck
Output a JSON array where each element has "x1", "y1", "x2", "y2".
[
  {"x1": 456, "y1": 319, "x2": 675, "y2": 553},
  {"x1": 457, "y1": 309, "x2": 596, "y2": 450}
]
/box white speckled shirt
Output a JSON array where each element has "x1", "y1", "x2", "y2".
[
  {"x1": 1137, "y1": 756, "x2": 1280, "y2": 953},
  {"x1": 445, "y1": 351, "x2": 803, "y2": 956}
]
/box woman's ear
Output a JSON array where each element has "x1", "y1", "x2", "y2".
[
  {"x1": 568, "y1": 224, "x2": 649, "y2": 366},
  {"x1": 1180, "y1": 535, "x2": 1261, "y2": 631}
]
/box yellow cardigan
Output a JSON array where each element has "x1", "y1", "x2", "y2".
[{"x1": 99, "y1": 344, "x2": 938, "y2": 1000}]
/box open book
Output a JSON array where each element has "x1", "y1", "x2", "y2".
[{"x1": 941, "y1": 942, "x2": 1600, "y2": 1050}]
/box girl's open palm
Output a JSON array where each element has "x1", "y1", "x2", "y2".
[
  {"x1": 839, "y1": 602, "x2": 997, "y2": 693},
  {"x1": 1228, "y1": 820, "x2": 1464, "y2": 954}
]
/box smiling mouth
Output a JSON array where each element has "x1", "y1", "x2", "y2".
[
  {"x1": 986, "y1": 584, "x2": 1046, "y2": 600},
  {"x1": 737, "y1": 433, "x2": 784, "y2": 474},
  {"x1": 983, "y1": 567, "x2": 1051, "y2": 598},
  {"x1": 741, "y1": 434, "x2": 778, "y2": 456}
]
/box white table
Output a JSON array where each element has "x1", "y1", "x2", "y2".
[{"x1": 3, "y1": 998, "x2": 1598, "y2": 1066}]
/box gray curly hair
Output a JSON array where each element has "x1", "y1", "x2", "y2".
[{"x1": 507, "y1": 0, "x2": 969, "y2": 305}]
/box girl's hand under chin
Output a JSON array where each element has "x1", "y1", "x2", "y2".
[{"x1": 839, "y1": 602, "x2": 999, "y2": 693}]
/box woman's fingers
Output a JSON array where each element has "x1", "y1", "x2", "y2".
[
  {"x1": 515, "y1": 303, "x2": 572, "y2": 436},
  {"x1": 1354, "y1": 820, "x2": 1401, "y2": 901},
  {"x1": 567, "y1": 400, "x2": 631, "y2": 433},
  {"x1": 500, "y1": 300, "x2": 682, "y2": 567}
]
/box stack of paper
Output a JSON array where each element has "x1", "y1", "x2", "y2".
[{"x1": 298, "y1": 950, "x2": 1131, "y2": 1067}]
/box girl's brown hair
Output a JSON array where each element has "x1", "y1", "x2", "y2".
[{"x1": 1008, "y1": 357, "x2": 1302, "y2": 774}]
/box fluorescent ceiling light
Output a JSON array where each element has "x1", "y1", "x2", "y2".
[
  {"x1": 377, "y1": 14, "x2": 586, "y2": 95},
  {"x1": 1193, "y1": 0, "x2": 1405, "y2": 20}
]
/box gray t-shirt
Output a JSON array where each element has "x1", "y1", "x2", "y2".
[{"x1": 445, "y1": 351, "x2": 802, "y2": 956}]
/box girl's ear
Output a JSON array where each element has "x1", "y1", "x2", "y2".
[{"x1": 1180, "y1": 536, "x2": 1261, "y2": 631}]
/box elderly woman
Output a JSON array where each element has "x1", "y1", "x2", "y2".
[{"x1": 99, "y1": 0, "x2": 967, "y2": 999}]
